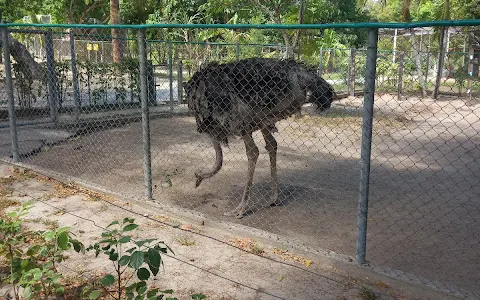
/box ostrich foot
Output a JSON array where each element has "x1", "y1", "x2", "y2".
[
  {"x1": 224, "y1": 202, "x2": 247, "y2": 219},
  {"x1": 269, "y1": 193, "x2": 281, "y2": 207}
]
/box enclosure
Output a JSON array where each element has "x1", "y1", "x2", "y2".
[{"x1": 1, "y1": 21, "x2": 479, "y2": 299}]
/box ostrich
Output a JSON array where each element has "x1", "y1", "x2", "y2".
[{"x1": 184, "y1": 58, "x2": 334, "y2": 218}]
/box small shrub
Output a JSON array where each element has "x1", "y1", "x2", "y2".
[
  {"x1": 0, "y1": 202, "x2": 84, "y2": 300},
  {"x1": 359, "y1": 285, "x2": 376, "y2": 300},
  {"x1": 85, "y1": 218, "x2": 176, "y2": 300}
]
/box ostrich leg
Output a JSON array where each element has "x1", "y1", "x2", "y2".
[
  {"x1": 261, "y1": 128, "x2": 279, "y2": 206},
  {"x1": 225, "y1": 133, "x2": 259, "y2": 218}
]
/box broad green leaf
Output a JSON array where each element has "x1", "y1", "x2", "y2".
[
  {"x1": 57, "y1": 226, "x2": 70, "y2": 233},
  {"x1": 135, "y1": 239, "x2": 156, "y2": 247},
  {"x1": 119, "y1": 236, "x2": 131, "y2": 243},
  {"x1": 137, "y1": 287, "x2": 148, "y2": 296},
  {"x1": 32, "y1": 268, "x2": 42, "y2": 281},
  {"x1": 148, "y1": 248, "x2": 161, "y2": 276},
  {"x1": 135, "y1": 281, "x2": 147, "y2": 292},
  {"x1": 109, "y1": 251, "x2": 119, "y2": 261},
  {"x1": 101, "y1": 231, "x2": 113, "y2": 238},
  {"x1": 21, "y1": 259, "x2": 29, "y2": 269},
  {"x1": 161, "y1": 289, "x2": 174, "y2": 294},
  {"x1": 26, "y1": 245, "x2": 40, "y2": 256},
  {"x1": 118, "y1": 255, "x2": 131, "y2": 266},
  {"x1": 147, "y1": 288, "x2": 159, "y2": 298},
  {"x1": 155, "y1": 243, "x2": 174, "y2": 255},
  {"x1": 11, "y1": 271, "x2": 20, "y2": 281},
  {"x1": 44, "y1": 231, "x2": 56, "y2": 240},
  {"x1": 137, "y1": 267, "x2": 150, "y2": 280},
  {"x1": 57, "y1": 232, "x2": 69, "y2": 250},
  {"x1": 51, "y1": 274, "x2": 61, "y2": 284},
  {"x1": 123, "y1": 217, "x2": 135, "y2": 223},
  {"x1": 100, "y1": 274, "x2": 115, "y2": 286},
  {"x1": 23, "y1": 286, "x2": 32, "y2": 299},
  {"x1": 123, "y1": 224, "x2": 139, "y2": 232},
  {"x1": 89, "y1": 290, "x2": 102, "y2": 299},
  {"x1": 107, "y1": 220, "x2": 120, "y2": 228},
  {"x1": 129, "y1": 251, "x2": 144, "y2": 269},
  {"x1": 71, "y1": 239, "x2": 84, "y2": 253},
  {"x1": 81, "y1": 285, "x2": 91, "y2": 296}
]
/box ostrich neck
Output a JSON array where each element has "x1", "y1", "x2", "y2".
[{"x1": 195, "y1": 136, "x2": 223, "y2": 186}]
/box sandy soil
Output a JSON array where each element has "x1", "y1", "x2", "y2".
[
  {"x1": 0, "y1": 164, "x2": 456, "y2": 300},
  {"x1": 1, "y1": 93, "x2": 479, "y2": 298}
]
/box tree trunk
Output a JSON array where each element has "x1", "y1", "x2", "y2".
[
  {"x1": 433, "y1": 26, "x2": 447, "y2": 99},
  {"x1": 0, "y1": 33, "x2": 44, "y2": 81},
  {"x1": 110, "y1": 0, "x2": 123, "y2": 63},
  {"x1": 281, "y1": 31, "x2": 293, "y2": 59},
  {"x1": 292, "y1": 0, "x2": 306, "y2": 57},
  {"x1": 402, "y1": 0, "x2": 411, "y2": 22}
]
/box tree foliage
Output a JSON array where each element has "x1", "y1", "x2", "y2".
[{"x1": 365, "y1": 0, "x2": 480, "y2": 22}]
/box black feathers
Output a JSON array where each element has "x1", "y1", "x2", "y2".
[{"x1": 185, "y1": 58, "x2": 334, "y2": 144}]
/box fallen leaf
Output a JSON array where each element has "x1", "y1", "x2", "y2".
[{"x1": 376, "y1": 280, "x2": 390, "y2": 289}]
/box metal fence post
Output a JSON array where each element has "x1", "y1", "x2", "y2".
[
  {"x1": 397, "y1": 52, "x2": 404, "y2": 101},
  {"x1": 45, "y1": 29, "x2": 59, "y2": 123},
  {"x1": 467, "y1": 46, "x2": 474, "y2": 101},
  {"x1": 69, "y1": 31, "x2": 81, "y2": 119},
  {"x1": 236, "y1": 43, "x2": 240, "y2": 61},
  {"x1": 356, "y1": 24, "x2": 378, "y2": 265},
  {"x1": 177, "y1": 60, "x2": 183, "y2": 104},
  {"x1": 424, "y1": 47, "x2": 430, "y2": 85},
  {"x1": 348, "y1": 49, "x2": 356, "y2": 97},
  {"x1": 146, "y1": 60, "x2": 156, "y2": 106},
  {"x1": 318, "y1": 48, "x2": 323, "y2": 75},
  {"x1": 168, "y1": 41, "x2": 174, "y2": 113},
  {"x1": 0, "y1": 10, "x2": 3, "y2": 65},
  {"x1": 2, "y1": 25, "x2": 19, "y2": 162},
  {"x1": 138, "y1": 29, "x2": 153, "y2": 200}
]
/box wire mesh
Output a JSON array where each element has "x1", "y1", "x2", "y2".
[
  {"x1": 370, "y1": 25, "x2": 480, "y2": 297},
  {"x1": 0, "y1": 23, "x2": 479, "y2": 299}
]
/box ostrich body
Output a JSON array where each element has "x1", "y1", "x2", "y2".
[{"x1": 185, "y1": 58, "x2": 334, "y2": 218}]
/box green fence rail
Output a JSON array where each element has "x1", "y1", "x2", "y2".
[{"x1": 2, "y1": 18, "x2": 480, "y2": 29}]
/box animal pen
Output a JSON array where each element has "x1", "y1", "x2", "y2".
[{"x1": 0, "y1": 20, "x2": 479, "y2": 299}]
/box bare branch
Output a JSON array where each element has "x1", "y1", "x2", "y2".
[
  {"x1": 0, "y1": 33, "x2": 45, "y2": 81},
  {"x1": 292, "y1": 0, "x2": 306, "y2": 50}
]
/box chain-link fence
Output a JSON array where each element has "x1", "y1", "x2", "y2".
[{"x1": 1, "y1": 21, "x2": 479, "y2": 299}]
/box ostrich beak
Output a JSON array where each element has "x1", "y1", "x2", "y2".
[{"x1": 195, "y1": 173, "x2": 204, "y2": 188}]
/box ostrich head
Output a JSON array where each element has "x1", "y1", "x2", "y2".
[{"x1": 311, "y1": 77, "x2": 334, "y2": 113}]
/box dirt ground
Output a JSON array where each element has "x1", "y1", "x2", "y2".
[
  {"x1": 0, "y1": 93, "x2": 479, "y2": 298},
  {"x1": 0, "y1": 163, "x2": 457, "y2": 300}
]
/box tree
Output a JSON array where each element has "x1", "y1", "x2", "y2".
[
  {"x1": 110, "y1": 0, "x2": 123, "y2": 62},
  {"x1": 401, "y1": 0, "x2": 428, "y2": 97},
  {"x1": 0, "y1": 0, "x2": 43, "y2": 23},
  {"x1": 200, "y1": 0, "x2": 369, "y2": 57},
  {"x1": 41, "y1": 0, "x2": 108, "y2": 24}
]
